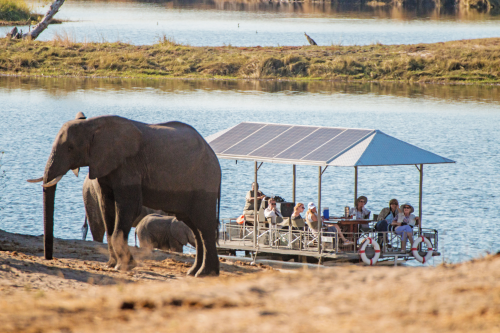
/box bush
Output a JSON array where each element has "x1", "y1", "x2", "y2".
[{"x1": 0, "y1": 0, "x2": 31, "y2": 22}]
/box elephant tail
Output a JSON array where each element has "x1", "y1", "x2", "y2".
[{"x1": 216, "y1": 181, "x2": 221, "y2": 246}]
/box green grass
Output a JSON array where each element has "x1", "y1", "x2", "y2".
[
  {"x1": 1, "y1": 37, "x2": 500, "y2": 84},
  {"x1": 0, "y1": 0, "x2": 31, "y2": 22}
]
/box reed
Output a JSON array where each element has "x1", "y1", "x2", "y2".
[{"x1": 1, "y1": 37, "x2": 500, "y2": 84}]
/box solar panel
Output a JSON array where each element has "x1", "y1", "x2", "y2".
[
  {"x1": 223, "y1": 124, "x2": 291, "y2": 155},
  {"x1": 303, "y1": 129, "x2": 373, "y2": 162},
  {"x1": 210, "y1": 122, "x2": 265, "y2": 154},
  {"x1": 248, "y1": 126, "x2": 318, "y2": 158},
  {"x1": 275, "y1": 128, "x2": 344, "y2": 160}
]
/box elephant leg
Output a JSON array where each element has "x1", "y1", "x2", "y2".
[
  {"x1": 99, "y1": 188, "x2": 118, "y2": 268},
  {"x1": 112, "y1": 186, "x2": 142, "y2": 271},
  {"x1": 184, "y1": 223, "x2": 204, "y2": 277},
  {"x1": 196, "y1": 226, "x2": 219, "y2": 277},
  {"x1": 88, "y1": 212, "x2": 105, "y2": 242}
]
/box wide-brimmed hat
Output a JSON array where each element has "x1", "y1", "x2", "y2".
[
  {"x1": 308, "y1": 202, "x2": 316, "y2": 210},
  {"x1": 401, "y1": 203, "x2": 414, "y2": 213},
  {"x1": 355, "y1": 196, "x2": 368, "y2": 206}
]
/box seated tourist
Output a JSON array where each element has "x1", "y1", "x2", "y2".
[
  {"x1": 264, "y1": 197, "x2": 283, "y2": 225},
  {"x1": 242, "y1": 182, "x2": 266, "y2": 222},
  {"x1": 306, "y1": 202, "x2": 353, "y2": 245},
  {"x1": 375, "y1": 198, "x2": 400, "y2": 247},
  {"x1": 290, "y1": 202, "x2": 306, "y2": 228},
  {"x1": 350, "y1": 196, "x2": 371, "y2": 232},
  {"x1": 392, "y1": 203, "x2": 419, "y2": 252}
]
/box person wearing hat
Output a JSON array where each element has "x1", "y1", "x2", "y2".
[
  {"x1": 349, "y1": 196, "x2": 371, "y2": 231},
  {"x1": 375, "y1": 198, "x2": 401, "y2": 247},
  {"x1": 306, "y1": 202, "x2": 353, "y2": 245},
  {"x1": 392, "y1": 203, "x2": 419, "y2": 251},
  {"x1": 242, "y1": 182, "x2": 267, "y2": 223}
]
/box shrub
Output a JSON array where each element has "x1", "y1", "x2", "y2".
[{"x1": 0, "y1": 0, "x2": 31, "y2": 22}]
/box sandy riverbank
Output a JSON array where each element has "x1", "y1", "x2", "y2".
[{"x1": 0, "y1": 229, "x2": 498, "y2": 332}]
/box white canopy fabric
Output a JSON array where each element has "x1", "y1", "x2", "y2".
[{"x1": 205, "y1": 122, "x2": 454, "y2": 167}]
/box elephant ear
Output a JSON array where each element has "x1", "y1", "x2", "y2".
[{"x1": 88, "y1": 117, "x2": 142, "y2": 179}]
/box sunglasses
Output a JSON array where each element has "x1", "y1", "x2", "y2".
[
  {"x1": 270, "y1": 203, "x2": 276, "y2": 206},
  {"x1": 404, "y1": 206, "x2": 411, "y2": 209}
]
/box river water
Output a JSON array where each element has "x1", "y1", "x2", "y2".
[
  {"x1": 1, "y1": 0, "x2": 500, "y2": 46},
  {"x1": 0, "y1": 77, "x2": 499, "y2": 265}
]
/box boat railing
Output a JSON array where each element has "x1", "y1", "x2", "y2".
[{"x1": 219, "y1": 218, "x2": 438, "y2": 257}]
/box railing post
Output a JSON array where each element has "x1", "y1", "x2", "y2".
[
  {"x1": 318, "y1": 166, "x2": 322, "y2": 255},
  {"x1": 293, "y1": 164, "x2": 296, "y2": 204},
  {"x1": 419, "y1": 164, "x2": 423, "y2": 235},
  {"x1": 354, "y1": 166, "x2": 358, "y2": 206},
  {"x1": 254, "y1": 161, "x2": 258, "y2": 248}
]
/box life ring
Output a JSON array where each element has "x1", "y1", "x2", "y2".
[
  {"x1": 411, "y1": 236, "x2": 433, "y2": 264},
  {"x1": 359, "y1": 237, "x2": 381, "y2": 266}
]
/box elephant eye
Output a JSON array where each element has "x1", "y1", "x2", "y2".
[{"x1": 68, "y1": 145, "x2": 73, "y2": 152}]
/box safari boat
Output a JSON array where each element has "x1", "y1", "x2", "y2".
[{"x1": 205, "y1": 122, "x2": 454, "y2": 266}]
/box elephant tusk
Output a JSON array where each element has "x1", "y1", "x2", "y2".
[
  {"x1": 27, "y1": 177, "x2": 44, "y2": 183},
  {"x1": 72, "y1": 168, "x2": 80, "y2": 177},
  {"x1": 42, "y1": 175, "x2": 64, "y2": 188}
]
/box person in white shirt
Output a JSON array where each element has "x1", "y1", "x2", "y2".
[
  {"x1": 349, "y1": 196, "x2": 371, "y2": 231},
  {"x1": 391, "y1": 203, "x2": 419, "y2": 252},
  {"x1": 264, "y1": 198, "x2": 283, "y2": 225},
  {"x1": 306, "y1": 202, "x2": 353, "y2": 245}
]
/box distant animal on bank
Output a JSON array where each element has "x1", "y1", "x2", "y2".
[
  {"x1": 81, "y1": 175, "x2": 168, "y2": 242},
  {"x1": 304, "y1": 32, "x2": 317, "y2": 46},
  {"x1": 136, "y1": 215, "x2": 196, "y2": 252},
  {"x1": 27, "y1": 112, "x2": 221, "y2": 276}
]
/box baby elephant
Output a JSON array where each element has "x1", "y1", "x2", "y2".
[{"x1": 136, "y1": 215, "x2": 196, "y2": 252}]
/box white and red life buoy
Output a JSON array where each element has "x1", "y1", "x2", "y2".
[
  {"x1": 412, "y1": 236, "x2": 433, "y2": 264},
  {"x1": 359, "y1": 237, "x2": 381, "y2": 266}
]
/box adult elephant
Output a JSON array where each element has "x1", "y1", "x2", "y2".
[
  {"x1": 82, "y1": 174, "x2": 167, "y2": 242},
  {"x1": 136, "y1": 215, "x2": 195, "y2": 252},
  {"x1": 28, "y1": 114, "x2": 221, "y2": 276}
]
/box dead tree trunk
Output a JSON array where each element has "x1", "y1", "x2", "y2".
[{"x1": 23, "y1": 0, "x2": 66, "y2": 40}]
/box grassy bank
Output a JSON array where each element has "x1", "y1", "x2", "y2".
[
  {"x1": 0, "y1": 0, "x2": 31, "y2": 25},
  {"x1": 0, "y1": 0, "x2": 63, "y2": 27},
  {"x1": 1, "y1": 37, "x2": 500, "y2": 83}
]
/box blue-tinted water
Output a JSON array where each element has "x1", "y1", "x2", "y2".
[
  {"x1": 0, "y1": 77, "x2": 499, "y2": 264},
  {"x1": 1, "y1": 0, "x2": 500, "y2": 46}
]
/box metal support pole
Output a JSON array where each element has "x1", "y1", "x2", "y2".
[
  {"x1": 318, "y1": 166, "x2": 322, "y2": 255},
  {"x1": 354, "y1": 166, "x2": 358, "y2": 205},
  {"x1": 254, "y1": 161, "x2": 258, "y2": 248},
  {"x1": 292, "y1": 164, "x2": 296, "y2": 204},
  {"x1": 419, "y1": 164, "x2": 423, "y2": 235}
]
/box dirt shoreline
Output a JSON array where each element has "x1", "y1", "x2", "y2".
[{"x1": 0, "y1": 229, "x2": 499, "y2": 332}]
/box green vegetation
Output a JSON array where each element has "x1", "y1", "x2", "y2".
[
  {"x1": 0, "y1": 0, "x2": 31, "y2": 23},
  {"x1": 1, "y1": 37, "x2": 500, "y2": 83}
]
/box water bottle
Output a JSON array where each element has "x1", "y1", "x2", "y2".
[{"x1": 323, "y1": 207, "x2": 329, "y2": 220}]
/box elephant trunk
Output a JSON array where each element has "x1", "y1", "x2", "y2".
[
  {"x1": 42, "y1": 152, "x2": 63, "y2": 260},
  {"x1": 43, "y1": 184, "x2": 56, "y2": 260}
]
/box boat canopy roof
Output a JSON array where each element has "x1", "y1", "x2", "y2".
[{"x1": 205, "y1": 122, "x2": 455, "y2": 167}]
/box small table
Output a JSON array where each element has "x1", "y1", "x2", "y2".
[{"x1": 324, "y1": 219, "x2": 373, "y2": 246}]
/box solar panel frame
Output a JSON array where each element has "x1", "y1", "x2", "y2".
[
  {"x1": 223, "y1": 124, "x2": 292, "y2": 156},
  {"x1": 247, "y1": 126, "x2": 319, "y2": 158},
  {"x1": 302, "y1": 129, "x2": 373, "y2": 162},
  {"x1": 275, "y1": 128, "x2": 344, "y2": 160},
  {"x1": 210, "y1": 122, "x2": 266, "y2": 154}
]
